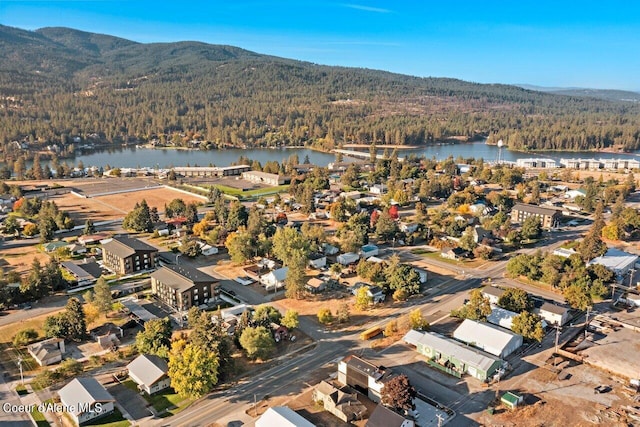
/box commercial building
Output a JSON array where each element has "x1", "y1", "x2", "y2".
[
  {"x1": 102, "y1": 236, "x2": 158, "y2": 275},
  {"x1": 587, "y1": 248, "x2": 639, "y2": 281},
  {"x1": 172, "y1": 165, "x2": 250, "y2": 177},
  {"x1": 242, "y1": 170, "x2": 288, "y2": 186},
  {"x1": 453, "y1": 319, "x2": 523, "y2": 358},
  {"x1": 151, "y1": 265, "x2": 217, "y2": 311},
  {"x1": 58, "y1": 377, "x2": 115, "y2": 425},
  {"x1": 510, "y1": 203, "x2": 562, "y2": 229},
  {"x1": 338, "y1": 355, "x2": 392, "y2": 403},
  {"x1": 404, "y1": 330, "x2": 503, "y2": 381}
]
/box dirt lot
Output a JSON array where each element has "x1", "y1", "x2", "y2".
[
  {"x1": 44, "y1": 186, "x2": 206, "y2": 223},
  {"x1": 1, "y1": 241, "x2": 50, "y2": 276}
]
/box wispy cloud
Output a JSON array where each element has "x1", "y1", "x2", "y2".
[{"x1": 340, "y1": 3, "x2": 392, "y2": 13}]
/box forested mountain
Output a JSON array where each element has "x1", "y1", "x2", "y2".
[
  {"x1": 518, "y1": 84, "x2": 640, "y2": 103},
  {"x1": 1, "y1": 24, "x2": 640, "y2": 160}
]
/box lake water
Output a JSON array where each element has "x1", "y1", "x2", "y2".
[{"x1": 43, "y1": 142, "x2": 640, "y2": 169}]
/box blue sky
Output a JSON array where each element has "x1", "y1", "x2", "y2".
[{"x1": 2, "y1": 1, "x2": 639, "y2": 90}]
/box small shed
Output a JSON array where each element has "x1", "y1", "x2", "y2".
[{"x1": 501, "y1": 391, "x2": 524, "y2": 409}]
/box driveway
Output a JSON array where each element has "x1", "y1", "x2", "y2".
[{"x1": 107, "y1": 382, "x2": 153, "y2": 421}]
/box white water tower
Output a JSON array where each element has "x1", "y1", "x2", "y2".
[{"x1": 497, "y1": 139, "x2": 504, "y2": 164}]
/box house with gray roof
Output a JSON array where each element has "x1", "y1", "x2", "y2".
[
  {"x1": 151, "y1": 265, "x2": 216, "y2": 311},
  {"x1": 102, "y1": 235, "x2": 158, "y2": 275},
  {"x1": 58, "y1": 377, "x2": 115, "y2": 425},
  {"x1": 61, "y1": 260, "x2": 102, "y2": 287},
  {"x1": 127, "y1": 354, "x2": 170, "y2": 395},
  {"x1": 27, "y1": 338, "x2": 65, "y2": 366}
]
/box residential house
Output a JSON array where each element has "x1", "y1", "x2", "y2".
[
  {"x1": 43, "y1": 241, "x2": 69, "y2": 253},
  {"x1": 534, "y1": 301, "x2": 570, "y2": 326},
  {"x1": 441, "y1": 247, "x2": 470, "y2": 261},
  {"x1": 261, "y1": 266, "x2": 289, "y2": 291},
  {"x1": 369, "y1": 184, "x2": 388, "y2": 195},
  {"x1": 481, "y1": 286, "x2": 505, "y2": 306},
  {"x1": 337, "y1": 252, "x2": 360, "y2": 265},
  {"x1": 256, "y1": 406, "x2": 315, "y2": 427},
  {"x1": 472, "y1": 226, "x2": 493, "y2": 244},
  {"x1": 399, "y1": 222, "x2": 419, "y2": 234},
  {"x1": 510, "y1": 203, "x2": 562, "y2": 229},
  {"x1": 306, "y1": 277, "x2": 328, "y2": 294},
  {"x1": 313, "y1": 381, "x2": 367, "y2": 422},
  {"x1": 308, "y1": 252, "x2": 327, "y2": 269},
  {"x1": 78, "y1": 233, "x2": 109, "y2": 245},
  {"x1": 28, "y1": 338, "x2": 65, "y2": 366},
  {"x1": 151, "y1": 265, "x2": 217, "y2": 311},
  {"x1": 360, "y1": 244, "x2": 379, "y2": 259},
  {"x1": 367, "y1": 285, "x2": 386, "y2": 304},
  {"x1": 127, "y1": 354, "x2": 171, "y2": 395},
  {"x1": 404, "y1": 330, "x2": 503, "y2": 381},
  {"x1": 453, "y1": 319, "x2": 523, "y2": 358},
  {"x1": 322, "y1": 243, "x2": 340, "y2": 255},
  {"x1": 565, "y1": 189, "x2": 587, "y2": 200},
  {"x1": 61, "y1": 260, "x2": 102, "y2": 287},
  {"x1": 337, "y1": 355, "x2": 392, "y2": 403},
  {"x1": 366, "y1": 404, "x2": 415, "y2": 427},
  {"x1": 58, "y1": 377, "x2": 115, "y2": 426},
  {"x1": 102, "y1": 236, "x2": 158, "y2": 275},
  {"x1": 213, "y1": 304, "x2": 254, "y2": 335},
  {"x1": 90, "y1": 323, "x2": 123, "y2": 350},
  {"x1": 121, "y1": 298, "x2": 158, "y2": 324}
]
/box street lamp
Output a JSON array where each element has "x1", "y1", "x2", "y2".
[
  {"x1": 175, "y1": 253, "x2": 182, "y2": 265},
  {"x1": 17, "y1": 357, "x2": 24, "y2": 385}
]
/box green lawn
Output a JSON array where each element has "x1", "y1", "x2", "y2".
[
  {"x1": 83, "y1": 409, "x2": 130, "y2": 427},
  {"x1": 207, "y1": 183, "x2": 290, "y2": 199},
  {"x1": 30, "y1": 406, "x2": 49, "y2": 427},
  {"x1": 121, "y1": 380, "x2": 191, "y2": 415},
  {"x1": 15, "y1": 384, "x2": 28, "y2": 396}
]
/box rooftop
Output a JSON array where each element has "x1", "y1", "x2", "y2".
[
  {"x1": 151, "y1": 265, "x2": 216, "y2": 291},
  {"x1": 453, "y1": 319, "x2": 522, "y2": 354},
  {"x1": 588, "y1": 248, "x2": 639, "y2": 272},
  {"x1": 257, "y1": 406, "x2": 315, "y2": 427},
  {"x1": 127, "y1": 354, "x2": 169, "y2": 387},
  {"x1": 512, "y1": 203, "x2": 561, "y2": 216},
  {"x1": 404, "y1": 330, "x2": 501, "y2": 372},
  {"x1": 58, "y1": 377, "x2": 115, "y2": 416},
  {"x1": 102, "y1": 235, "x2": 158, "y2": 258}
]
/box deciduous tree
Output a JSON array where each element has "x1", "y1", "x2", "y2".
[
  {"x1": 168, "y1": 339, "x2": 220, "y2": 398},
  {"x1": 381, "y1": 374, "x2": 416, "y2": 413},
  {"x1": 239, "y1": 326, "x2": 275, "y2": 360},
  {"x1": 511, "y1": 311, "x2": 544, "y2": 342},
  {"x1": 135, "y1": 317, "x2": 173, "y2": 358}
]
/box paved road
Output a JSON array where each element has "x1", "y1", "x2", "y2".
[{"x1": 153, "y1": 271, "x2": 484, "y2": 426}]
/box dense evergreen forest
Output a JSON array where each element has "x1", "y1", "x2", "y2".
[{"x1": 1, "y1": 24, "x2": 640, "y2": 162}]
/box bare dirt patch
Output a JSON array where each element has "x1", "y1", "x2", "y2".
[
  {"x1": 95, "y1": 187, "x2": 206, "y2": 214},
  {"x1": 1, "y1": 243, "x2": 50, "y2": 276}
]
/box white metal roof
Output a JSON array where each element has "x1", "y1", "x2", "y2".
[
  {"x1": 58, "y1": 378, "x2": 115, "y2": 416},
  {"x1": 256, "y1": 406, "x2": 315, "y2": 427},
  {"x1": 403, "y1": 331, "x2": 501, "y2": 372},
  {"x1": 453, "y1": 319, "x2": 522, "y2": 357},
  {"x1": 588, "y1": 248, "x2": 638, "y2": 273}
]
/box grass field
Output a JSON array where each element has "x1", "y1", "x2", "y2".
[
  {"x1": 205, "y1": 183, "x2": 290, "y2": 199},
  {"x1": 83, "y1": 409, "x2": 130, "y2": 427},
  {"x1": 30, "y1": 404, "x2": 50, "y2": 427}
]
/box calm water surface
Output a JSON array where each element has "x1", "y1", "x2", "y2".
[{"x1": 48, "y1": 142, "x2": 640, "y2": 169}]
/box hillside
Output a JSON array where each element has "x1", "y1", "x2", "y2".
[
  {"x1": 518, "y1": 84, "x2": 640, "y2": 103},
  {"x1": 1, "y1": 25, "x2": 640, "y2": 158}
]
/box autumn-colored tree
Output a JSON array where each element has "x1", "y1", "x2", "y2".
[
  {"x1": 381, "y1": 374, "x2": 416, "y2": 413},
  {"x1": 168, "y1": 339, "x2": 220, "y2": 398}
]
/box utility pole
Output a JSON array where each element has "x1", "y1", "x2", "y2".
[
  {"x1": 254, "y1": 394, "x2": 257, "y2": 417},
  {"x1": 554, "y1": 325, "x2": 561, "y2": 368},
  {"x1": 585, "y1": 306, "x2": 591, "y2": 339}
]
